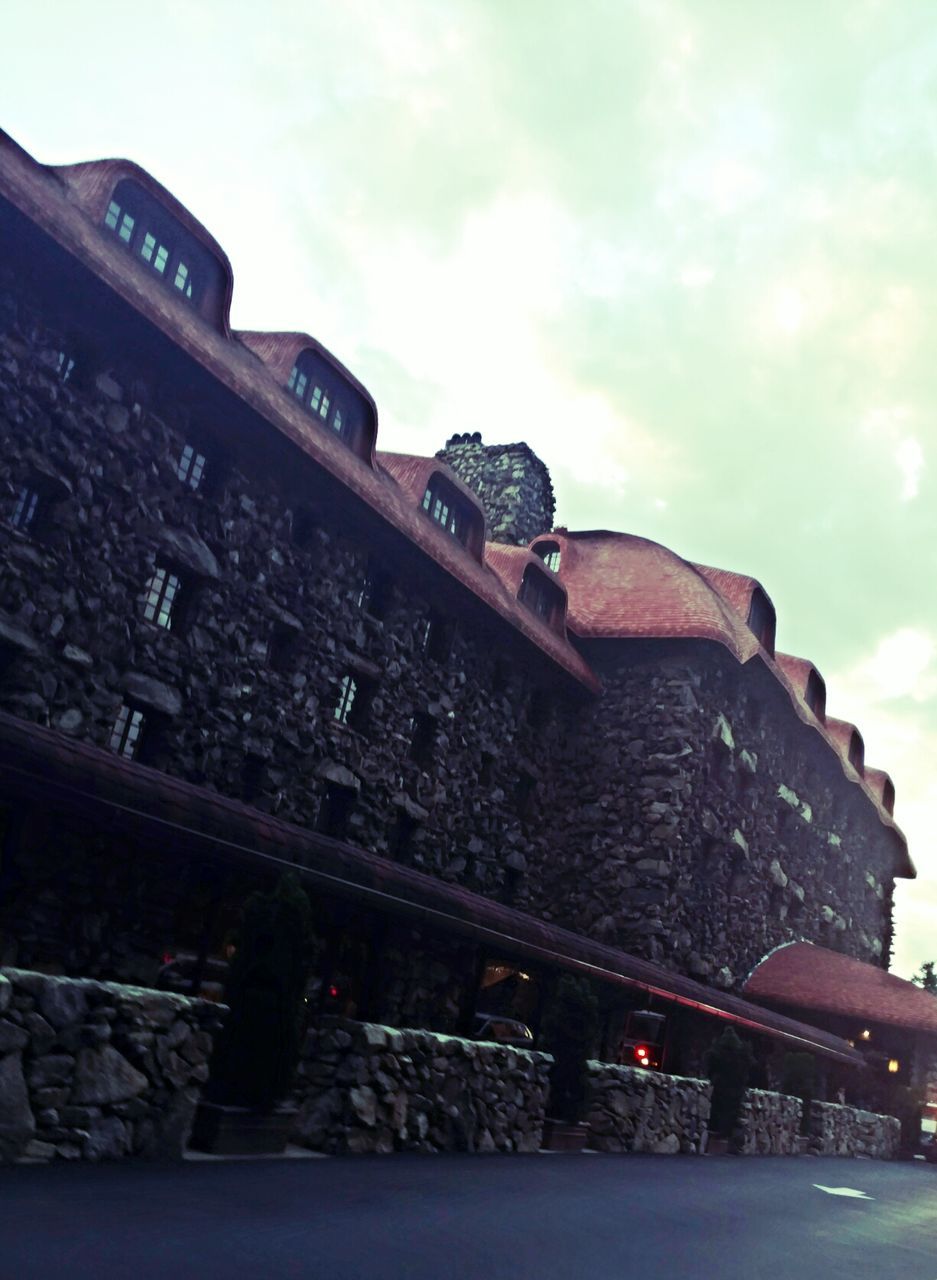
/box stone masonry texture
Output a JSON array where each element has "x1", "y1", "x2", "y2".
[
  {"x1": 437, "y1": 436, "x2": 556, "y2": 547},
  {"x1": 292, "y1": 1017, "x2": 553, "y2": 1154},
  {"x1": 0, "y1": 968, "x2": 225, "y2": 1163}
]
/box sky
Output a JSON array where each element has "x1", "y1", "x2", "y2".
[{"x1": 4, "y1": 1, "x2": 937, "y2": 978}]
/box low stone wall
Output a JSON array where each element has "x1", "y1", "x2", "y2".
[
  {"x1": 0, "y1": 968, "x2": 225, "y2": 1162},
  {"x1": 808, "y1": 1100, "x2": 900, "y2": 1159},
  {"x1": 585, "y1": 1062, "x2": 712, "y2": 1154},
  {"x1": 734, "y1": 1089, "x2": 802, "y2": 1155},
  {"x1": 292, "y1": 1018, "x2": 552, "y2": 1154}
]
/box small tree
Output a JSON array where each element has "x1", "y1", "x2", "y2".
[
  {"x1": 207, "y1": 873, "x2": 315, "y2": 1112},
  {"x1": 540, "y1": 974, "x2": 600, "y2": 1124},
  {"x1": 912, "y1": 961, "x2": 937, "y2": 995},
  {"x1": 705, "y1": 1027, "x2": 754, "y2": 1138},
  {"x1": 781, "y1": 1051, "x2": 816, "y2": 1135}
]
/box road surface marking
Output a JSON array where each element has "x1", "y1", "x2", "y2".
[{"x1": 813, "y1": 1184, "x2": 874, "y2": 1199}]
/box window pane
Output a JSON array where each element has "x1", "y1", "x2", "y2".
[
  {"x1": 174, "y1": 262, "x2": 189, "y2": 291},
  {"x1": 333, "y1": 409, "x2": 343, "y2": 434},
  {"x1": 105, "y1": 201, "x2": 121, "y2": 231},
  {"x1": 141, "y1": 232, "x2": 156, "y2": 262},
  {"x1": 10, "y1": 487, "x2": 39, "y2": 531},
  {"x1": 287, "y1": 365, "x2": 299, "y2": 391}
]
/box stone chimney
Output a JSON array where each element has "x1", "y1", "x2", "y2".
[{"x1": 436, "y1": 432, "x2": 555, "y2": 547}]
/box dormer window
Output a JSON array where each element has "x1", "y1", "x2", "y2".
[
  {"x1": 747, "y1": 588, "x2": 776, "y2": 656},
  {"x1": 518, "y1": 565, "x2": 563, "y2": 628},
  {"x1": 285, "y1": 349, "x2": 368, "y2": 455},
  {"x1": 420, "y1": 476, "x2": 479, "y2": 550},
  {"x1": 882, "y1": 779, "x2": 895, "y2": 815},
  {"x1": 804, "y1": 670, "x2": 826, "y2": 723},
  {"x1": 102, "y1": 179, "x2": 222, "y2": 311},
  {"x1": 534, "y1": 542, "x2": 561, "y2": 573}
]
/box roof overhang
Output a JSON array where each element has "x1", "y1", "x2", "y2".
[{"x1": 0, "y1": 712, "x2": 863, "y2": 1068}]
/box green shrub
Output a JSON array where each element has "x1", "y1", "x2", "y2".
[
  {"x1": 781, "y1": 1052, "x2": 816, "y2": 1135},
  {"x1": 540, "y1": 974, "x2": 600, "y2": 1124},
  {"x1": 705, "y1": 1027, "x2": 754, "y2": 1137},
  {"x1": 207, "y1": 873, "x2": 315, "y2": 1111}
]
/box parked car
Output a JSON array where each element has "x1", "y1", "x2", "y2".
[{"x1": 473, "y1": 1013, "x2": 535, "y2": 1048}]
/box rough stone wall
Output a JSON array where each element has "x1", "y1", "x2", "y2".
[
  {"x1": 438, "y1": 436, "x2": 555, "y2": 546},
  {"x1": 585, "y1": 1061, "x2": 711, "y2": 1154},
  {"x1": 528, "y1": 648, "x2": 898, "y2": 985},
  {"x1": 292, "y1": 1017, "x2": 552, "y2": 1153},
  {"x1": 808, "y1": 1100, "x2": 900, "y2": 1159},
  {"x1": 0, "y1": 282, "x2": 575, "y2": 978},
  {"x1": 0, "y1": 968, "x2": 224, "y2": 1162},
  {"x1": 734, "y1": 1088, "x2": 802, "y2": 1155}
]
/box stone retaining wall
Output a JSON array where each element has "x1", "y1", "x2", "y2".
[
  {"x1": 292, "y1": 1018, "x2": 552, "y2": 1154},
  {"x1": 0, "y1": 968, "x2": 225, "y2": 1162},
  {"x1": 808, "y1": 1100, "x2": 900, "y2": 1159},
  {"x1": 734, "y1": 1088, "x2": 802, "y2": 1154},
  {"x1": 585, "y1": 1061, "x2": 712, "y2": 1154}
]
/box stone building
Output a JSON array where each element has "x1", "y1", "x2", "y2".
[{"x1": 0, "y1": 128, "x2": 920, "y2": 1088}]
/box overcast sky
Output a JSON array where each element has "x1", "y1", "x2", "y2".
[{"x1": 5, "y1": 1, "x2": 936, "y2": 978}]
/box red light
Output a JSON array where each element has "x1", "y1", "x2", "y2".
[
  {"x1": 635, "y1": 1046, "x2": 648, "y2": 1057},
  {"x1": 328, "y1": 984, "x2": 340, "y2": 999},
  {"x1": 161, "y1": 953, "x2": 174, "y2": 966}
]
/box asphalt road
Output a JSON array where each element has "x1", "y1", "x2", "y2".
[{"x1": 1, "y1": 1153, "x2": 936, "y2": 1280}]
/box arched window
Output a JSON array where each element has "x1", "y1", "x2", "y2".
[
  {"x1": 534, "y1": 541, "x2": 561, "y2": 573},
  {"x1": 103, "y1": 179, "x2": 224, "y2": 312}
]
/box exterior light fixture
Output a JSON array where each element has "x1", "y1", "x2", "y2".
[
  {"x1": 860, "y1": 1029, "x2": 871, "y2": 1040},
  {"x1": 888, "y1": 1059, "x2": 900, "y2": 1074}
]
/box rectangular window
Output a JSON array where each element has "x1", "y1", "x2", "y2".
[
  {"x1": 516, "y1": 772, "x2": 537, "y2": 820},
  {"x1": 421, "y1": 611, "x2": 453, "y2": 662},
  {"x1": 173, "y1": 261, "x2": 194, "y2": 298},
  {"x1": 142, "y1": 566, "x2": 182, "y2": 630},
  {"x1": 9, "y1": 486, "x2": 40, "y2": 532},
  {"x1": 409, "y1": 714, "x2": 436, "y2": 767},
  {"x1": 310, "y1": 385, "x2": 330, "y2": 419},
  {"x1": 109, "y1": 704, "x2": 146, "y2": 760},
  {"x1": 176, "y1": 443, "x2": 207, "y2": 491},
  {"x1": 421, "y1": 479, "x2": 473, "y2": 545},
  {"x1": 317, "y1": 782, "x2": 356, "y2": 840},
  {"x1": 242, "y1": 754, "x2": 267, "y2": 803},
  {"x1": 56, "y1": 351, "x2": 75, "y2": 382},
  {"x1": 332, "y1": 408, "x2": 343, "y2": 435},
  {"x1": 389, "y1": 811, "x2": 419, "y2": 862},
  {"x1": 104, "y1": 200, "x2": 135, "y2": 243},
  {"x1": 293, "y1": 371, "x2": 308, "y2": 400},
  {"x1": 333, "y1": 671, "x2": 375, "y2": 733},
  {"x1": 333, "y1": 673, "x2": 358, "y2": 725},
  {"x1": 140, "y1": 231, "x2": 169, "y2": 275}
]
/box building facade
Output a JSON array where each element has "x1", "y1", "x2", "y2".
[{"x1": 0, "y1": 129, "x2": 916, "y2": 1085}]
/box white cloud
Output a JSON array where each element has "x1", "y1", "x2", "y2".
[{"x1": 896, "y1": 436, "x2": 925, "y2": 501}]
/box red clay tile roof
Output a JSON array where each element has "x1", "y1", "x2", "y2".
[
  {"x1": 743, "y1": 942, "x2": 937, "y2": 1036},
  {"x1": 864, "y1": 767, "x2": 896, "y2": 816},
  {"x1": 692, "y1": 565, "x2": 766, "y2": 621},
  {"x1": 528, "y1": 530, "x2": 912, "y2": 875},
  {"x1": 825, "y1": 717, "x2": 865, "y2": 776},
  {"x1": 237, "y1": 330, "x2": 379, "y2": 463},
  {"x1": 0, "y1": 711, "x2": 862, "y2": 1066},
  {"x1": 775, "y1": 654, "x2": 825, "y2": 712},
  {"x1": 0, "y1": 131, "x2": 596, "y2": 695},
  {"x1": 532, "y1": 530, "x2": 761, "y2": 658}
]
